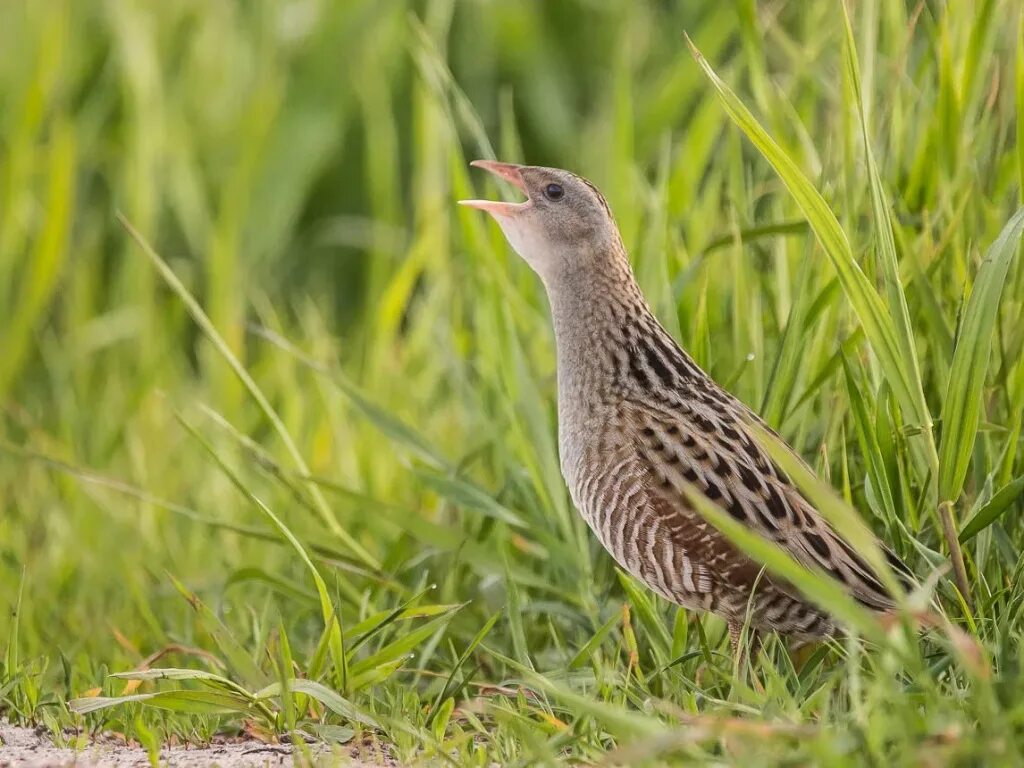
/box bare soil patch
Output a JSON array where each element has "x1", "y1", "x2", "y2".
[{"x1": 0, "y1": 722, "x2": 397, "y2": 767}]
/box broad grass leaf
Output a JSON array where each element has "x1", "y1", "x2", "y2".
[
  {"x1": 938, "y1": 208, "x2": 1024, "y2": 502},
  {"x1": 959, "y1": 475, "x2": 1024, "y2": 544},
  {"x1": 108, "y1": 668, "x2": 237, "y2": 685},
  {"x1": 68, "y1": 689, "x2": 254, "y2": 716},
  {"x1": 568, "y1": 611, "x2": 620, "y2": 670},
  {"x1": 414, "y1": 469, "x2": 526, "y2": 527},
  {"x1": 255, "y1": 679, "x2": 381, "y2": 729},
  {"x1": 347, "y1": 612, "x2": 458, "y2": 680}
]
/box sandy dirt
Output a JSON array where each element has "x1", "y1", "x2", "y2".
[{"x1": 0, "y1": 722, "x2": 398, "y2": 767}]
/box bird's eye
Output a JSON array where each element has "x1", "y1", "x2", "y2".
[{"x1": 543, "y1": 183, "x2": 564, "y2": 201}]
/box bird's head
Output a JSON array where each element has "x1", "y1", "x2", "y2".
[{"x1": 460, "y1": 161, "x2": 624, "y2": 285}]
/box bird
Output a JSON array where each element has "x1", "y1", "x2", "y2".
[{"x1": 460, "y1": 160, "x2": 910, "y2": 656}]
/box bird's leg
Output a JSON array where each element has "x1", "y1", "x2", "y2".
[
  {"x1": 728, "y1": 621, "x2": 764, "y2": 694},
  {"x1": 728, "y1": 621, "x2": 761, "y2": 665},
  {"x1": 728, "y1": 621, "x2": 744, "y2": 663}
]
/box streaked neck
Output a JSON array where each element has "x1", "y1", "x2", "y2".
[{"x1": 544, "y1": 249, "x2": 648, "y2": 400}]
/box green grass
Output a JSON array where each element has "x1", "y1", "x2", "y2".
[{"x1": 2, "y1": 0, "x2": 1024, "y2": 764}]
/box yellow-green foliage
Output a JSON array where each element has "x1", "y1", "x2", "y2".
[{"x1": 2, "y1": 1, "x2": 1023, "y2": 764}]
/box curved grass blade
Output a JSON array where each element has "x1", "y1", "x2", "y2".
[
  {"x1": 937, "y1": 208, "x2": 1024, "y2": 503},
  {"x1": 0, "y1": 442, "x2": 285, "y2": 541},
  {"x1": 69, "y1": 689, "x2": 256, "y2": 716},
  {"x1": 106, "y1": 667, "x2": 274, "y2": 718},
  {"x1": 686, "y1": 36, "x2": 936, "y2": 483},
  {"x1": 568, "y1": 611, "x2": 620, "y2": 671},
  {"x1": 176, "y1": 414, "x2": 346, "y2": 691},
  {"x1": 117, "y1": 213, "x2": 378, "y2": 570},
  {"x1": 346, "y1": 603, "x2": 462, "y2": 640},
  {"x1": 699, "y1": 219, "x2": 808, "y2": 257},
  {"x1": 168, "y1": 575, "x2": 267, "y2": 690},
  {"x1": 347, "y1": 611, "x2": 460, "y2": 680},
  {"x1": 840, "y1": 4, "x2": 930, "y2": 445},
  {"x1": 108, "y1": 668, "x2": 239, "y2": 684},
  {"x1": 680, "y1": 481, "x2": 884, "y2": 644},
  {"x1": 746, "y1": 420, "x2": 909, "y2": 604},
  {"x1": 225, "y1": 567, "x2": 318, "y2": 607},
  {"x1": 248, "y1": 324, "x2": 445, "y2": 469},
  {"x1": 0, "y1": 442, "x2": 390, "y2": 582},
  {"x1": 255, "y1": 679, "x2": 381, "y2": 729},
  {"x1": 346, "y1": 584, "x2": 444, "y2": 656},
  {"x1": 480, "y1": 644, "x2": 665, "y2": 739},
  {"x1": 413, "y1": 469, "x2": 526, "y2": 528},
  {"x1": 959, "y1": 475, "x2": 1024, "y2": 544}
]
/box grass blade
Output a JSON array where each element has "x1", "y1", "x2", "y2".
[
  {"x1": 69, "y1": 689, "x2": 255, "y2": 716},
  {"x1": 255, "y1": 679, "x2": 381, "y2": 729},
  {"x1": 746, "y1": 420, "x2": 909, "y2": 604},
  {"x1": 0, "y1": 120, "x2": 75, "y2": 402},
  {"x1": 568, "y1": 611, "x2": 620, "y2": 671},
  {"x1": 686, "y1": 35, "x2": 937, "y2": 483},
  {"x1": 168, "y1": 575, "x2": 268, "y2": 691},
  {"x1": 347, "y1": 612, "x2": 459, "y2": 680},
  {"x1": 175, "y1": 415, "x2": 346, "y2": 691},
  {"x1": 959, "y1": 475, "x2": 1024, "y2": 544},
  {"x1": 681, "y1": 482, "x2": 884, "y2": 643},
  {"x1": 937, "y1": 208, "x2": 1024, "y2": 503},
  {"x1": 413, "y1": 469, "x2": 526, "y2": 528},
  {"x1": 425, "y1": 611, "x2": 499, "y2": 727},
  {"x1": 840, "y1": 4, "x2": 923, "y2": 418},
  {"x1": 117, "y1": 214, "x2": 378, "y2": 570}
]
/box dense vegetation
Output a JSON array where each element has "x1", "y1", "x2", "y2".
[{"x1": 2, "y1": 1, "x2": 1023, "y2": 764}]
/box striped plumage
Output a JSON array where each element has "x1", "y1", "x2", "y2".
[{"x1": 461, "y1": 161, "x2": 907, "y2": 646}]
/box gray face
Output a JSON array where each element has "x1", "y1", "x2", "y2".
[
  {"x1": 516, "y1": 166, "x2": 616, "y2": 252},
  {"x1": 460, "y1": 162, "x2": 620, "y2": 284}
]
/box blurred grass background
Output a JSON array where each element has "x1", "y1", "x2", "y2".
[{"x1": 2, "y1": 0, "x2": 1024, "y2": 764}]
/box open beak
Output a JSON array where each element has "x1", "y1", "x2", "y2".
[{"x1": 458, "y1": 160, "x2": 529, "y2": 218}]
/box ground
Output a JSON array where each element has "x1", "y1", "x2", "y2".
[{"x1": 0, "y1": 722, "x2": 397, "y2": 768}]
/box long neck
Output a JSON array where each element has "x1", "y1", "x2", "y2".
[
  {"x1": 543, "y1": 249, "x2": 711, "y2": 410},
  {"x1": 545, "y1": 250, "x2": 648, "y2": 403}
]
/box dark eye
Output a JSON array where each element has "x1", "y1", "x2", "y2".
[{"x1": 543, "y1": 183, "x2": 564, "y2": 201}]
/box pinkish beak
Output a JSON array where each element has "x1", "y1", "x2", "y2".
[{"x1": 458, "y1": 160, "x2": 530, "y2": 218}]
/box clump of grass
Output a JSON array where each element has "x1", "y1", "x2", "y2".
[{"x1": 2, "y1": 1, "x2": 1024, "y2": 765}]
